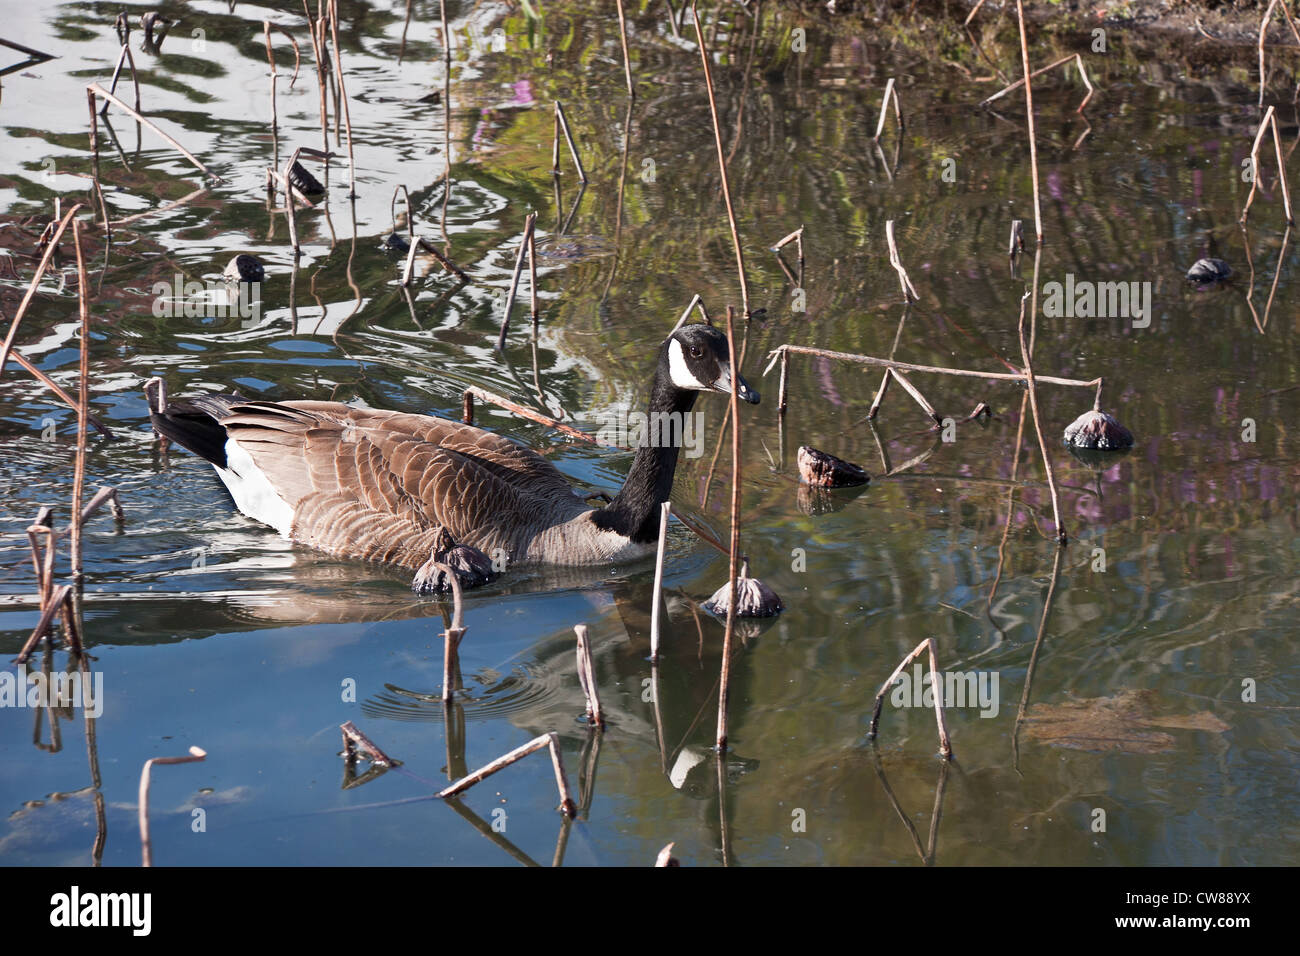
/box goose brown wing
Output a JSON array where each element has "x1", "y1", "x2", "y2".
[{"x1": 216, "y1": 401, "x2": 584, "y2": 558}]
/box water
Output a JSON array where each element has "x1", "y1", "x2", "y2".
[{"x1": 1, "y1": 1, "x2": 1297, "y2": 867}]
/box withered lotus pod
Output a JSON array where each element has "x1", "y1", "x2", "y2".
[
  {"x1": 288, "y1": 160, "x2": 325, "y2": 198},
  {"x1": 1186, "y1": 257, "x2": 1231, "y2": 284},
  {"x1": 702, "y1": 557, "x2": 784, "y2": 619},
  {"x1": 1063, "y1": 409, "x2": 1134, "y2": 451},
  {"x1": 797, "y1": 445, "x2": 870, "y2": 488},
  {"x1": 412, "y1": 526, "x2": 499, "y2": 595}
]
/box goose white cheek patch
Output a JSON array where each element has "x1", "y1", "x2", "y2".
[{"x1": 667, "y1": 339, "x2": 707, "y2": 390}]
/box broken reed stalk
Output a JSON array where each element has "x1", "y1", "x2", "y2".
[
  {"x1": 102, "y1": 41, "x2": 141, "y2": 116},
  {"x1": 778, "y1": 350, "x2": 788, "y2": 413},
  {"x1": 1008, "y1": 219, "x2": 1025, "y2": 257},
  {"x1": 71, "y1": 222, "x2": 90, "y2": 581},
  {"x1": 1016, "y1": 292, "x2": 1066, "y2": 546},
  {"x1": 328, "y1": 0, "x2": 357, "y2": 197},
  {"x1": 1241, "y1": 106, "x2": 1295, "y2": 225},
  {"x1": 716, "y1": 306, "x2": 742, "y2": 752},
  {"x1": 693, "y1": 5, "x2": 751, "y2": 320},
  {"x1": 460, "y1": 385, "x2": 619, "y2": 447},
  {"x1": 553, "y1": 102, "x2": 588, "y2": 183},
  {"x1": 1014, "y1": 1, "x2": 1043, "y2": 243},
  {"x1": 964, "y1": 0, "x2": 989, "y2": 26},
  {"x1": 873, "y1": 77, "x2": 903, "y2": 140},
  {"x1": 867, "y1": 638, "x2": 952, "y2": 759},
  {"x1": 340, "y1": 720, "x2": 399, "y2": 767},
  {"x1": 437, "y1": 732, "x2": 577, "y2": 817},
  {"x1": 668, "y1": 293, "x2": 709, "y2": 337},
  {"x1": 655, "y1": 843, "x2": 679, "y2": 866},
  {"x1": 87, "y1": 84, "x2": 220, "y2": 181},
  {"x1": 418, "y1": 237, "x2": 470, "y2": 283},
  {"x1": 302, "y1": 0, "x2": 331, "y2": 153},
  {"x1": 884, "y1": 220, "x2": 919, "y2": 302},
  {"x1": 439, "y1": 562, "x2": 466, "y2": 702},
  {"x1": 649, "y1": 500, "x2": 672, "y2": 661},
  {"x1": 615, "y1": 0, "x2": 635, "y2": 98},
  {"x1": 980, "y1": 53, "x2": 1095, "y2": 114},
  {"x1": 1257, "y1": 0, "x2": 1300, "y2": 109},
  {"x1": 527, "y1": 226, "x2": 539, "y2": 325},
  {"x1": 573, "y1": 624, "x2": 604, "y2": 729},
  {"x1": 0, "y1": 204, "x2": 82, "y2": 380},
  {"x1": 869, "y1": 368, "x2": 941, "y2": 427},
  {"x1": 763, "y1": 344, "x2": 1102, "y2": 392},
  {"x1": 280, "y1": 150, "x2": 302, "y2": 255},
  {"x1": 772, "y1": 225, "x2": 804, "y2": 265},
  {"x1": 496, "y1": 212, "x2": 537, "y2": 348},
  {"x1": 139, "y1": 746, "x2": 207, "y2": 866}
]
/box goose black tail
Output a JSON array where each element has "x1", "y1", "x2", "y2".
[{"x1": 144, "y1": 378, "x2": 246, "y2": 469}]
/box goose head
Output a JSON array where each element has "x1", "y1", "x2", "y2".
[{"x1": 661, "y1": 324, "x2": 760, "y2": 405}]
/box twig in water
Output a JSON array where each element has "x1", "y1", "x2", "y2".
[
  {"x1": 460, "y1": 385, "x2": 620, "y2": 447},
  {"x1": 573, "y1": 625, "x2": 604, "y2": 729},
  {"x1": 553, "y1": 102, "x2": 588, "y2": 183},
  {"x1": 693, "y1": 4, "x2": 751, "y2": 319},
  {"x1": 437, "y1": 562, "x2": 467, "y2": 701},
  {"x1": 1258, "y1": 0, "x2": 1300, "y2": 109},
  {"x1": 615, "y1": 0, "x2": 635, "y2": 98},
  {"x1": 668, "y1": 293, "x2": 710, "y2": 337},
  {"x1": 328, "y1": 0, "x2": 357, "y2": 197},
  {"x1": 341, "y1": 720, "x2": 401, "y2": 767},
  {"x1": 884, "y1": 220, "x2": 919, "y2": 302},
  {"x1": 1014, "y1": 1, "x2": 1043, "y2": 243},
  {"x1": 139, "y1": 746, "x2": 207, "y2": 866},
  {"x1": 1008, "y1": 219, "x2": 1024, "y2": 257},
  {"x1": 1016, "y1": 292, "x2": 1066, "y2": 545},
  {"x1": 87, "y1": 84, "x2": 221, "y2": 181},
  {"x1": 71, "y1": 222, "x2": 90, "y2": 580},
  {"x1": 716, "y1": 306, "x2": 742, "y2": 752},
  {"x1": 649, "y1": 501, "x2": 672, "y2": 661},
  {"x1": 867, "y1": 638, "x2": 952, "y2": 759},
  {"x1": 980, "y1": 53, "x2": 1095, "y2": 114},
  {"x1": 438, "y1": 733, "x2": 577, "y2": 817},
  {"x1": 873, "y1": 77, "x2": 904, "y2": 140},
  {"x1": 1241, "y1": 106, "x2": 1295, "y2": 225},
  {"x1": 496, "y1": 212, "x2": 537, "y2": 348}
]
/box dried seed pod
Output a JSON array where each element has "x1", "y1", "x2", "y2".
[
  {"x1": 412, "y1": 526, "x2": 499, "y2": 594},
  {"x1": 1186, "y1": 257, "x2": 1231, "y2": 284},
  {"x1": 288, "y1": 159, "x2": 325, "y2": 198},
  {"x1": 222, "y1": 254, "x2": 265, "y2": 284},
  {"x1": 797, "y1": 445, "x2": 870, "y2": 488},
  {"x1": 1063, "y1": 409, "x2": 1134, "y2": 451},
  {"x1": 702, "y1": 557, "x2": 784, "y2": 618}
]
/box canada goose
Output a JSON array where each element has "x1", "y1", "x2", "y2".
[{"x1": 145, "y1": 324, "x2": 758, "y2": 583}]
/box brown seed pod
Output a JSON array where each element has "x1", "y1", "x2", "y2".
[
  {"x1": 412, "y1": 526, "x2": 499, "y2": 594},
  {"x1": 702, "y1": 557, "x2": 784, "y2": 618},
  {"x1": 797, "y1": 445, "x2": 870, "y2": 488},
  {"x1": 1063, "y1": 410, "x2": 1134, "y2": 451}
]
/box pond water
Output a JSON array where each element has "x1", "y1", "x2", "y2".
[{"x1": 1, "y1": 1, "x2": 1297, "y2": 867}]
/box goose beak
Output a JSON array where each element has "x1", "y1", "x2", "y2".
[{"x1": 714, "y1": 369, "x2": 760, "y2": 405}]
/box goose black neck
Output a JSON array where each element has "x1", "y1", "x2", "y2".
[{"x1": 592, "y1": 364, "x2": 698, "y2": 544}]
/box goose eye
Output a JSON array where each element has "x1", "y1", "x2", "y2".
[{"x1": 690, "y1": 346, "x2": 703, "y2": 358}]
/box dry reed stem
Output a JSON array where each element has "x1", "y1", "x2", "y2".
[
  {"x1": 867, "y1": 638, "x2": 952, "y2": 759},
  {"x1": 438, "y1": 732, "x2": 577, "y2": 817},
  {"x1": 885, "y1": 220, "x2": 919, "y2": 301},
  {"x1": 615, "y1": 0, "x2": 635, "y2": 98},
  {"x1": 574, "y1": 624, "x2": 604, "y2": 729},
  {"x1": 102, "y1": 42, "x2": 141, "y2": 116},
  {"x1": 460, "y1": 385, "x2": 619, "y2": 447},
  {"x1": 435, "y1": 561, "x2": 466, "y2": 701},
  {"x1": 716, "y1": 306, "x2": 742, "y2": 752},
  {"x1": 418, "y1": 238, "x2": 471, "y2": 283},
  {"x1": 980, "y1": 53, "x2": 1095, "y2": 113},
  {"x1": 280, "y1": 150, "x2": 302, "y2": 255},
  {"x1": 87, "y1": 84, "x2": 220, "y2": 181},
  {"x1": 553, "y1": 102, "x2": 588, "y2": 183},
  {"x1": 328, "y1": 0, "x2": 357, "y2": 197},
  {"x1": 1016, "y1": 292, "x2": 1066, "y2": 545},
  {"x1": 0, "y1": 204, "x2": 83, "y2": 379},
  {"x1": 302, "y1": 0, "x2": 331, "y2": 153},
  {"x1": 16, "y1": 584, "x2": 70, "y2": 664},
  {"x1": 668, "y1": 293, "x2": 709, "y2": 337},
  {"x1": 496, "y1": 212, "x2": 537, "y2": 348},
  {"x1": 1008, "y1": 219, "x2": 1024, "y2": 256},
  {"x1": 340, "y1": 720, "x2": 400, "y2": 767},
  {"x1": 873, "y1": 77, "x2": 903, "y2": 140},
  {"x1": 139, "y1": 746, "x2": 206, "y2": 866},
  {"x1": 1015, "y1": 1, "x2": 1043, "y2": 243},
  {"x1": 71, "y1": 221, "x2": 90, "y2": 580},
  {"x1": 693, "y1": 5, "x2": 751, "y2": 319},
  {"x1": 764, "y1": 344, "x2": 1101, "y2": 392},
  {"x1": 655, "y1": 843, "x2": 679, "y2": 866},
  {"x1": 1243, "y1": 107, "x2": 1297, "y2": 224},
  {"x1": 649, "y1": 501, "x2": 672, "y2": 661},
  {"x1": 527, "y1": 226, "x2": 539, "y2": 325}
]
